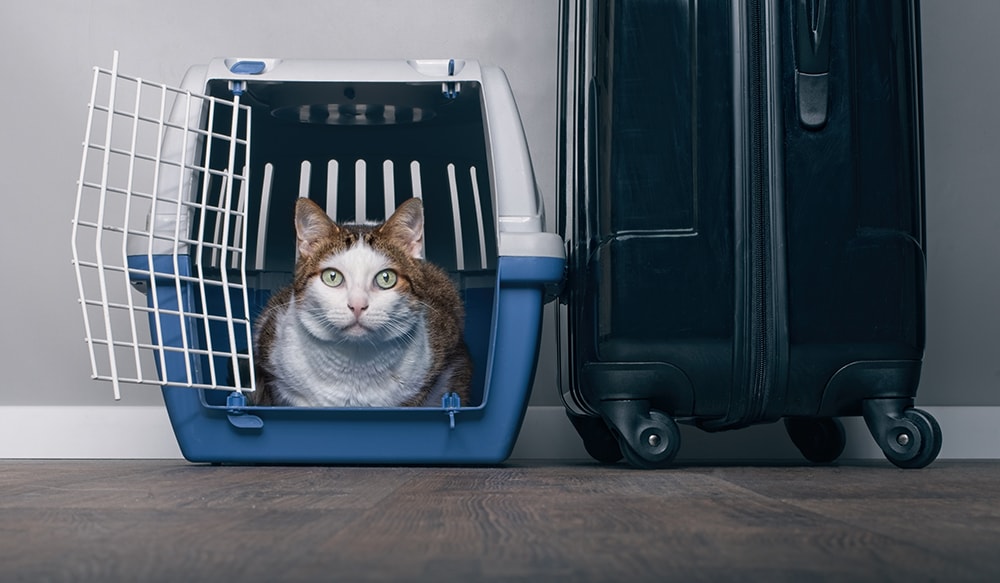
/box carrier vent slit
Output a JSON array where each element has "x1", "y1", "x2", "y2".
[
  {"x1": 354, "y1": 159, "x2": 368, "y2": 222},
  {"x1": 383, "y1": 160, "x2": 396, "y2": 219},
  {"x1": 410, "y1": 161, "x2": 423, "y2": 199},
  {"x1": 469, "y1": 166, "x2": 488, "y2": 269},
  {"x1": 326, "y1": 160, "x2": 339, "y2": 220},
  {"x1": 298, "y1": 160, "x2": 312, "y2": 198},
  {"x1": 446, "y1": 163, "x2": 466, "y2": 270},
  {"x1": 255, "y1": 163, "x2": 273, "y2": 270}
]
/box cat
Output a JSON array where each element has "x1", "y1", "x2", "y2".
[{"x1": 250, "y1": 197, "x2": 472, "y2": 408}]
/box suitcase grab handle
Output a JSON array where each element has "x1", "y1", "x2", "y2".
[{"x1": 794, "y1": 0, "x2": 832, "y2": 130}]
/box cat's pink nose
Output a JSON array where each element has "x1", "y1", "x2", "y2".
[{"x1": 348, "y1": 303, "x2": 368, "y2": 319}]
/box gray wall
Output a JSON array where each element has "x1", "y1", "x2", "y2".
[
  {"x1": 919, "y1": 0, "x2": 1000, "y2": 405},
  {"x1": 0, "y1": 1, "x2": 996, "y2": 421}
]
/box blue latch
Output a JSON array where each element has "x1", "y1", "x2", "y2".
[
  {"x1": 442, "y1": 392, "x2": 462, "y2": 429},
  {"x1": 230, "y1": 60, "x2": 267, "y2": 75},
  {"x1": 442, "y1": 59, "x2": 460, "y2": 100},
  {"x1": 226, "y1": 391, "x2": 264, "y2": 430}
]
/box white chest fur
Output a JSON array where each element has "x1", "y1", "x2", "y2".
[{"x1": 267, "y1": 296, "x2": 434, "y2": 407}]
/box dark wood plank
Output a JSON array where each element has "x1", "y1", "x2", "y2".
[
  {"x1": 313, "y1": 464, "x2": 981, "y2": 581},
  {"x1": 1, "y1": 461, "x2": 998, "y2": 582},
  {"x1": 2, "y1": 461, "x2": 418, "y2": 510},
  {"x1": 713, "y1": 461, "x2": 1000, "y2": 577}
]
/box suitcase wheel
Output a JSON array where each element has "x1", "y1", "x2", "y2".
[
  {"x1": 784, "y1": 417, "x2": 846, "y2": 464},
  {"x1": 567, "y1": 413, "x2": 623, "y2": 464},
  {"x1": 862, "y1": 400, "x2": 943, "y2": 469},
  {"x1": 617, "y1": 410, "x2": 681, "y2": 469},
  {"x1": 882, "y1": 408, "x2": 943, "y2": 469},
  {"x1": 594, "y1": 401, "x2": 681, "y2": 469}
]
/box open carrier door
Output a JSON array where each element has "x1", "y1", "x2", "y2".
[{"x1": 72, "y1": 51, "x2": 257, "y2": 403}]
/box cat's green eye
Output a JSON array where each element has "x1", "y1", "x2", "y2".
[
  {"x1": 321, "y1": 268, "x2": 344, "y2": 288},
  {"x1": 374, "y1": 269, "x2": 398, "y2": 290}
]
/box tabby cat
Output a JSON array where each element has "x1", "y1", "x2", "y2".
[{"x1": 251, "y1": 197, "x2": 472, "y2": 407}]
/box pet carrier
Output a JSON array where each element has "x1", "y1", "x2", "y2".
[{"x1": 72, "y1": 52, "x2": 564, "y2": 464}]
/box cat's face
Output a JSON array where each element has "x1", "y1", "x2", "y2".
[
  {"x1": 298, "y1": 239, "x2": 420, "y2": 342},
  {"x1": 291, "y1": 198, "x2": 426, "y2": 344}
]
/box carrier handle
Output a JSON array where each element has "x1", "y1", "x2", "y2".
[{"x1": 794, "y1": 0, "x2": 831, "y2": 130}]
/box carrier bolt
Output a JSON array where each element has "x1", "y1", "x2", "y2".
[
  {"x1": 896, "y1": 432, "x2": 911, "y2": 447},
  {"x1": 648, "y1": 433, "x2": 662, "y2": 448}
]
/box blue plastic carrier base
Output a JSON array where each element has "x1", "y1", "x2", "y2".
[{"x1": 131, "y1": 254, "x2": 561, "y2": 465}]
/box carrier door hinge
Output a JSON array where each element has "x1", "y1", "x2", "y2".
[
  {"x1": 229, "y1": 60, "x2": 267, "y2": 98},
  {"x1": 442, "y1": 59, "x2": 460, "y2": 100},
  {"x1": 442, "y1": 392, "x2": 462, "y2": 429},
  {"x1": 229, "y1": 81, "x2": 247, "y2": 97},
  {"x1": 225, "y1": 391, "x2": 264, "y2": 430}
]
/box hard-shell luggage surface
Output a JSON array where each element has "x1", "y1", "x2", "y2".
[{"x1": 556, "y1": 0, "x2": 941, "y2": 468}]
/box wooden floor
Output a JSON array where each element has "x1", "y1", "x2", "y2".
[{"x1": 2, "y1": 460, "x2": 999, "y2": 582}]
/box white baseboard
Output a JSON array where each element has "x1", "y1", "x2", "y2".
[
  {"x1": 0, "y1": 405, "x2": 184, "y2": 459},
  {"x1": 1, "y1": 405, "x2": 997, "y2": 461}
]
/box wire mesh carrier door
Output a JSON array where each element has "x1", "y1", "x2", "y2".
[
  {"x1": 71, "y1": 53, "x2": 565, "y2": 464},
  {"x1": 72, "y1": 52, "x2": 255, "y2": 400}
]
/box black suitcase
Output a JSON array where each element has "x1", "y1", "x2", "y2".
[{"x1": 556, "y1": 0, "x2": 941, "y2": 468}]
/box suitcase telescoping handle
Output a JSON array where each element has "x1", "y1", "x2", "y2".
[{"x1": 794, "y1": 0, "x2": 832, "y2": 130}]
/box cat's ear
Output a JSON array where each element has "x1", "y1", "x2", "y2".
[
  {"x1": 295, "y1": 198, "x2": 339, "y2": 259},
  {"x1": 380, "y1": 198, "x2": 425, "y2": 259}
]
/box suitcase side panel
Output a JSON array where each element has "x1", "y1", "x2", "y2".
[
  {"x1": 781, "y1": 0, "x2": 925, "y2": 416},
  {"x1": 572, "y1": 0, "x2": 738, "y2": 418}
]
